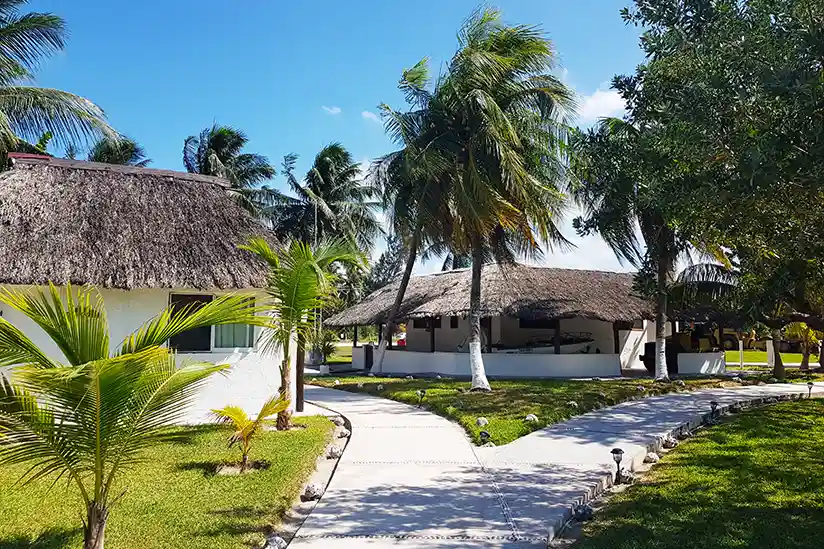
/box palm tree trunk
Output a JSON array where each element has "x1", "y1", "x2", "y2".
[
  {"x1": 771, "y1": 329, "x2": 785, "y2": 379},
  {"x1": 801, "y1": 339, "x2": 810, "y2": 370},
  {"x1": 240, "y1": 452, "x2": 250, "y2": 473},
  {"x1": 374, "y1": 230, "x2": 420, "y2": 374},
  {"x1": 468, "y1": 245, "x2": 491, "y2": 392},
  {"x1": 84, "y1": 503, "x2": 108, "y2": 549},
  {"x1": 654, "y1": 258, "x2": 669, "y2": 380},
  {"x1": 277, "y1": 357, "x2": 291, "y2": 430}
]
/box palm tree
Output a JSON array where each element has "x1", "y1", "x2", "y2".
[
  {"x1": 572, "y1": 118, "x2": 688, "y2": 380},
  {"x1": 270, "y1": 144, "x2": 381, "y2": 253},
  {"x1": 377, "y1": 9, "x2": 574, "y2": 390},
  {"x1": 212, "y1": 395, "x2": 289, "y2": 473},
  {"x1": 0, "y1": 284, "x2": 267, "y2": 549},
  {"x1": 183, "y1": 124, "x2": 276, "y2": 215},
  {"x1": 0, "y1": 1, "x2": 114, "y2": 156},
  {"x1": 241, "y1": 238, "x2": 362, "y2": 429},
  {"x1": 87, "y1": 136, "x2": 151, "y2": 166}
]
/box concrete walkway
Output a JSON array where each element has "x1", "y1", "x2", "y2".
[{"x1": 293, "y1": 382, "x2": 824, "y2": 548}]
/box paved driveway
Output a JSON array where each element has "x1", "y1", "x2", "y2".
[{"x1": 293, "y1": 382, "x2": 824, "y2": 548}]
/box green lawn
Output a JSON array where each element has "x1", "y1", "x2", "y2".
[
  {"x1": 325, "y1": 343, "x2": 352, "y2": 364},
  {"x1": 0, "y1": 417, "x2": 333, "y2": 549},
  {"x1": 576, "y1": 399, "x2": 824, "y2": 549},
  {"x1": 725, "y1": 350, "x2": 808, "y2": 364}
]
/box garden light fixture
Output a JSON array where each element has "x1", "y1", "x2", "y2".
[
  {"x1": 710, "y1": 400, "x2": 718, "y2": 416},
  {"x1": 479, "y1": 430, "x2": 491, "y2": 444},
  {"x1": 808, "y1": 382, "x2": 814, "y2": 398},
  {"x1": 416, "y1": 389, "x2": 426, "y2": 407},
  {"x1": 611, "y1": 448, "x2": 624, "y2": 484}
]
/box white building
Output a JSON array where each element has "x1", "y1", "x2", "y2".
[
  {"x1": 328, "y1": 264, "x2": 725, "y2": 377},
  {"x1": 0, "y1": 154, "x2": 293, "y2": 421}
]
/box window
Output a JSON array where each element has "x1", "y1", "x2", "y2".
[
  {"x1": 518, "y1": 317, "x2": 556, "y2": 330},
  {"x1": 412, "y1": 317, "x2": 441, "y2": 329},
  {"x1": 169, "y1": 294, "x2": 213, "y2": 352},
  {"x1": 215, "y1": 321, "x2": 255, "y2": 349},
  {"x1": 450, "y1": 316, "x2": 459, "y2": 329}
]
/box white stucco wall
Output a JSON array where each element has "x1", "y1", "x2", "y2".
[
  {"x1": 377, "y1": 349, "x2": 621, "y2": 378},
  {"x1": 678, "y1": 352, "x2": 726, "y2": 375},
  {"x1": 0, "y1": 285, "x2": 292, "y2": 422}
]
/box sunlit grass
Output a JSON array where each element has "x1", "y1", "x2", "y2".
[
  {"x1": 0, "y1": 417, "x2": 333, "y2": 549},
  {"x1": 577, "y1": 399, "x2": 824, "y2": 549}
]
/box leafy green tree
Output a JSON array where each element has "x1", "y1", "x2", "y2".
[
  {"x1": 87, "y1": 136, "x2": 151, "y2": 166},
  {"x1": 0, "y1": 284, "x2": 267, "y2": 549},
  {"x1": 379, "y1": 8, "x2": 574, "y2": 390},
  {"x1": 0, "y1": 1, "x2": 114, "y2": 156},
  {"x1": 211, "y1": 395, "x2": 289, "y2": 473},
  {"x1": 614, "y1": 0, "x2": 824, "y2": 345},
  {"x1": 183, "y1": 124, "x2": 277, "y2": 215},
  {"x1": 241, "y1": 239, "x2": 362, "y2": 428},
  {"x1": 271, "y1": 144, "x2": 381, "y2": 253}
]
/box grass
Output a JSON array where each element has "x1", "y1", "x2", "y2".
[
  {"x1": 724, "y1": 350, "x2": 809, "y2": 364},
  {"x1": 325, "y1": 343, "x2": 352, "y2": 365},
  {"x1": 0, "y1": 416, "x2": 334, "y2": 549},
  {"x1": 309, "y1": 371, "x2": 821, "y2": 445},
  {"x1": 576, "y1": 399, "x2": 824, "y2": 549}
]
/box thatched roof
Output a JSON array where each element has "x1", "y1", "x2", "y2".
[
  {"x1": 326, "y1": 263, "x2": 654, "y2": 326},
  {"x1": 0, "y1": 155, "x2": 275, "y2": 290}
]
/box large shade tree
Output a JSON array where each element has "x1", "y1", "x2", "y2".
[
  {"x1": 0, "y1": 0, "x2": 114, "y2": 157},
  {"x1": 377, "y1": 8, "x2": 574, "y2": 389},
  {"x1": 613, "y1": 0, "x2": 824, "y2": 375},
  {"x1": 0, "y1": 285, "x2": 267, "y2": 549},
  {"x1": 183, "y1": 124, "x2": 277, "y2": 216},
  {"x1": 270, "y1": 144, "x2": 381, "y2": 253}
]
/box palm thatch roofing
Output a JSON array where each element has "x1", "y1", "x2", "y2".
[
  {"x1": 326, "y1": 263, "x2": 654, "y2": 326},
  {"x1": 0, "y1": 155, "x2": 275, "y2": 290}
]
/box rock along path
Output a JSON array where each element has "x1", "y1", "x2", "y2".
[{"x1": 291, "y1": 382, "x2": 824, "y2": 548}]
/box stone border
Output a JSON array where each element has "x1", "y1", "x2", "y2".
[
  {"x1": 268, "y1": 406, "x2": 352, "y2": 549},
  {"x1": 547, "y1": 390, "x2": 815, "y2": 546}
]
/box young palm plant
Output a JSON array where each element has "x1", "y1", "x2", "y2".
[
  {"x1": 242, "y1": 238, "x2": 362, "y2": 429},
  {"x1": 87, "y1": 136, "x2": 151, "y2": 166},
  {"x1": 0, "y1": 284, "x2": 268, "y2": 549},
  {"x1": 212, "y1": 395, "x2": 289, "y2": 473}
]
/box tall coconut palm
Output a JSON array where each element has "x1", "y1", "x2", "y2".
[
  {"x1": 378, "y1": 9, "x2": 574, "y2": 390},
  {"x1": 183, "y1": 124, "x2": 277, "y2": 216},
  {"x1": 571, "y1": 118, "x2": 690, "y2": 380},
  {"x1": 0, "y1": 284, "x2": 268, "y2": 549},
  {"x1": 0, "y1": 1, "x2": 114, "y2": 156},
  {"x1": 269, "y1": 144, "x2": 382, "y2": 253},
  {"x1": 87, "y1": 136, "x2": 151, "y2": 166},
  {"x1": 241, "y1": 238, "x2": 362, "y2": 428}
]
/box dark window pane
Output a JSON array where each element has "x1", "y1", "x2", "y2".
[
  {"x1": 169, "y1": 294, "x2": 213, "y2": 352},
  {"x1": 450, "y1": 316, "x2": 459, "y2": 329},
  {"x1": 518, "y1": 317, "x2": 556, "y2": 330}
]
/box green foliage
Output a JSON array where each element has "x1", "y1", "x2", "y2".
[
  {"x1": 271, "y1": 144, "x2": 382, "y2": 253},
  {"x1": 306, "y1": 329, "x2": 338, "y2": 362},
  {"x1": 0, "y1": 1, "x2": 114, "y2": 155},
  {"x1": 364, "y1": 234, "x2": 407, "y2": 294},
  {"x1": 0, "y1": 283, "x2": 265, "y2": 546},
  {"x1": 615, "y1": 0, "x2": 824, "y2": 330},
  {"x1": 578, "y1": 399, "x2": 824, "y2": 549},
  {"x1": 87, "y1": 136, "x2": 151, "y2": 166},
  {"x1": 211, "y1": 395, "x2": 289, "y2": 472},
  {"x1": 0, "y1": 417, "x2": 334, "y2": 549}
]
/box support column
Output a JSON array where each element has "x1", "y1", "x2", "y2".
[
  {"x1": 485, "y1": 317, "x2": 493, "y2": 353},
  {"x1": 429, "y1": 317, "x2": 435, "y2": 353},
  {"x1": 553, "y1": 319, "x2": 561, "y2": 355},
  {"x1": 613, "y1": 322, "x2": 621, "y2": 354},
  {"x1": 353, "y1": 325, "x2": 358, "y2": 348}
]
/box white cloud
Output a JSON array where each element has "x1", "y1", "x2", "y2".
[
  {"x1": 361, "y1": 110, "x2": 381, "y2": 123},
  {"x1": 322, "y1": 105, "x2": 342, "y2": 115},
  {"x1": 577, "y1": 86, "x2": 625, "y2": 124}
]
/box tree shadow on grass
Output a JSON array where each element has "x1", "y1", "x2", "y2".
[{"x1": 0, "y1": 528, "x2": 78, "y2": 549}]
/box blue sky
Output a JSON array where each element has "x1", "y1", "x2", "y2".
[{"x1": 28, "y1": 0, "x2": 643, "y2": 273}]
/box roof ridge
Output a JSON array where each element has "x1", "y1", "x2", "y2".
[{"x1": 8, "y1": 155, "x2": 231, "y2": 188}]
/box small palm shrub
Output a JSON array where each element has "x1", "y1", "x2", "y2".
[{"x1": 212, "y1": 395, "x2": 289, "y2": 472}]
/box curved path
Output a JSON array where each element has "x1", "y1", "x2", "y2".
[{"x1": 292, "y1": 382, "x2": 824, "y2": 548}]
